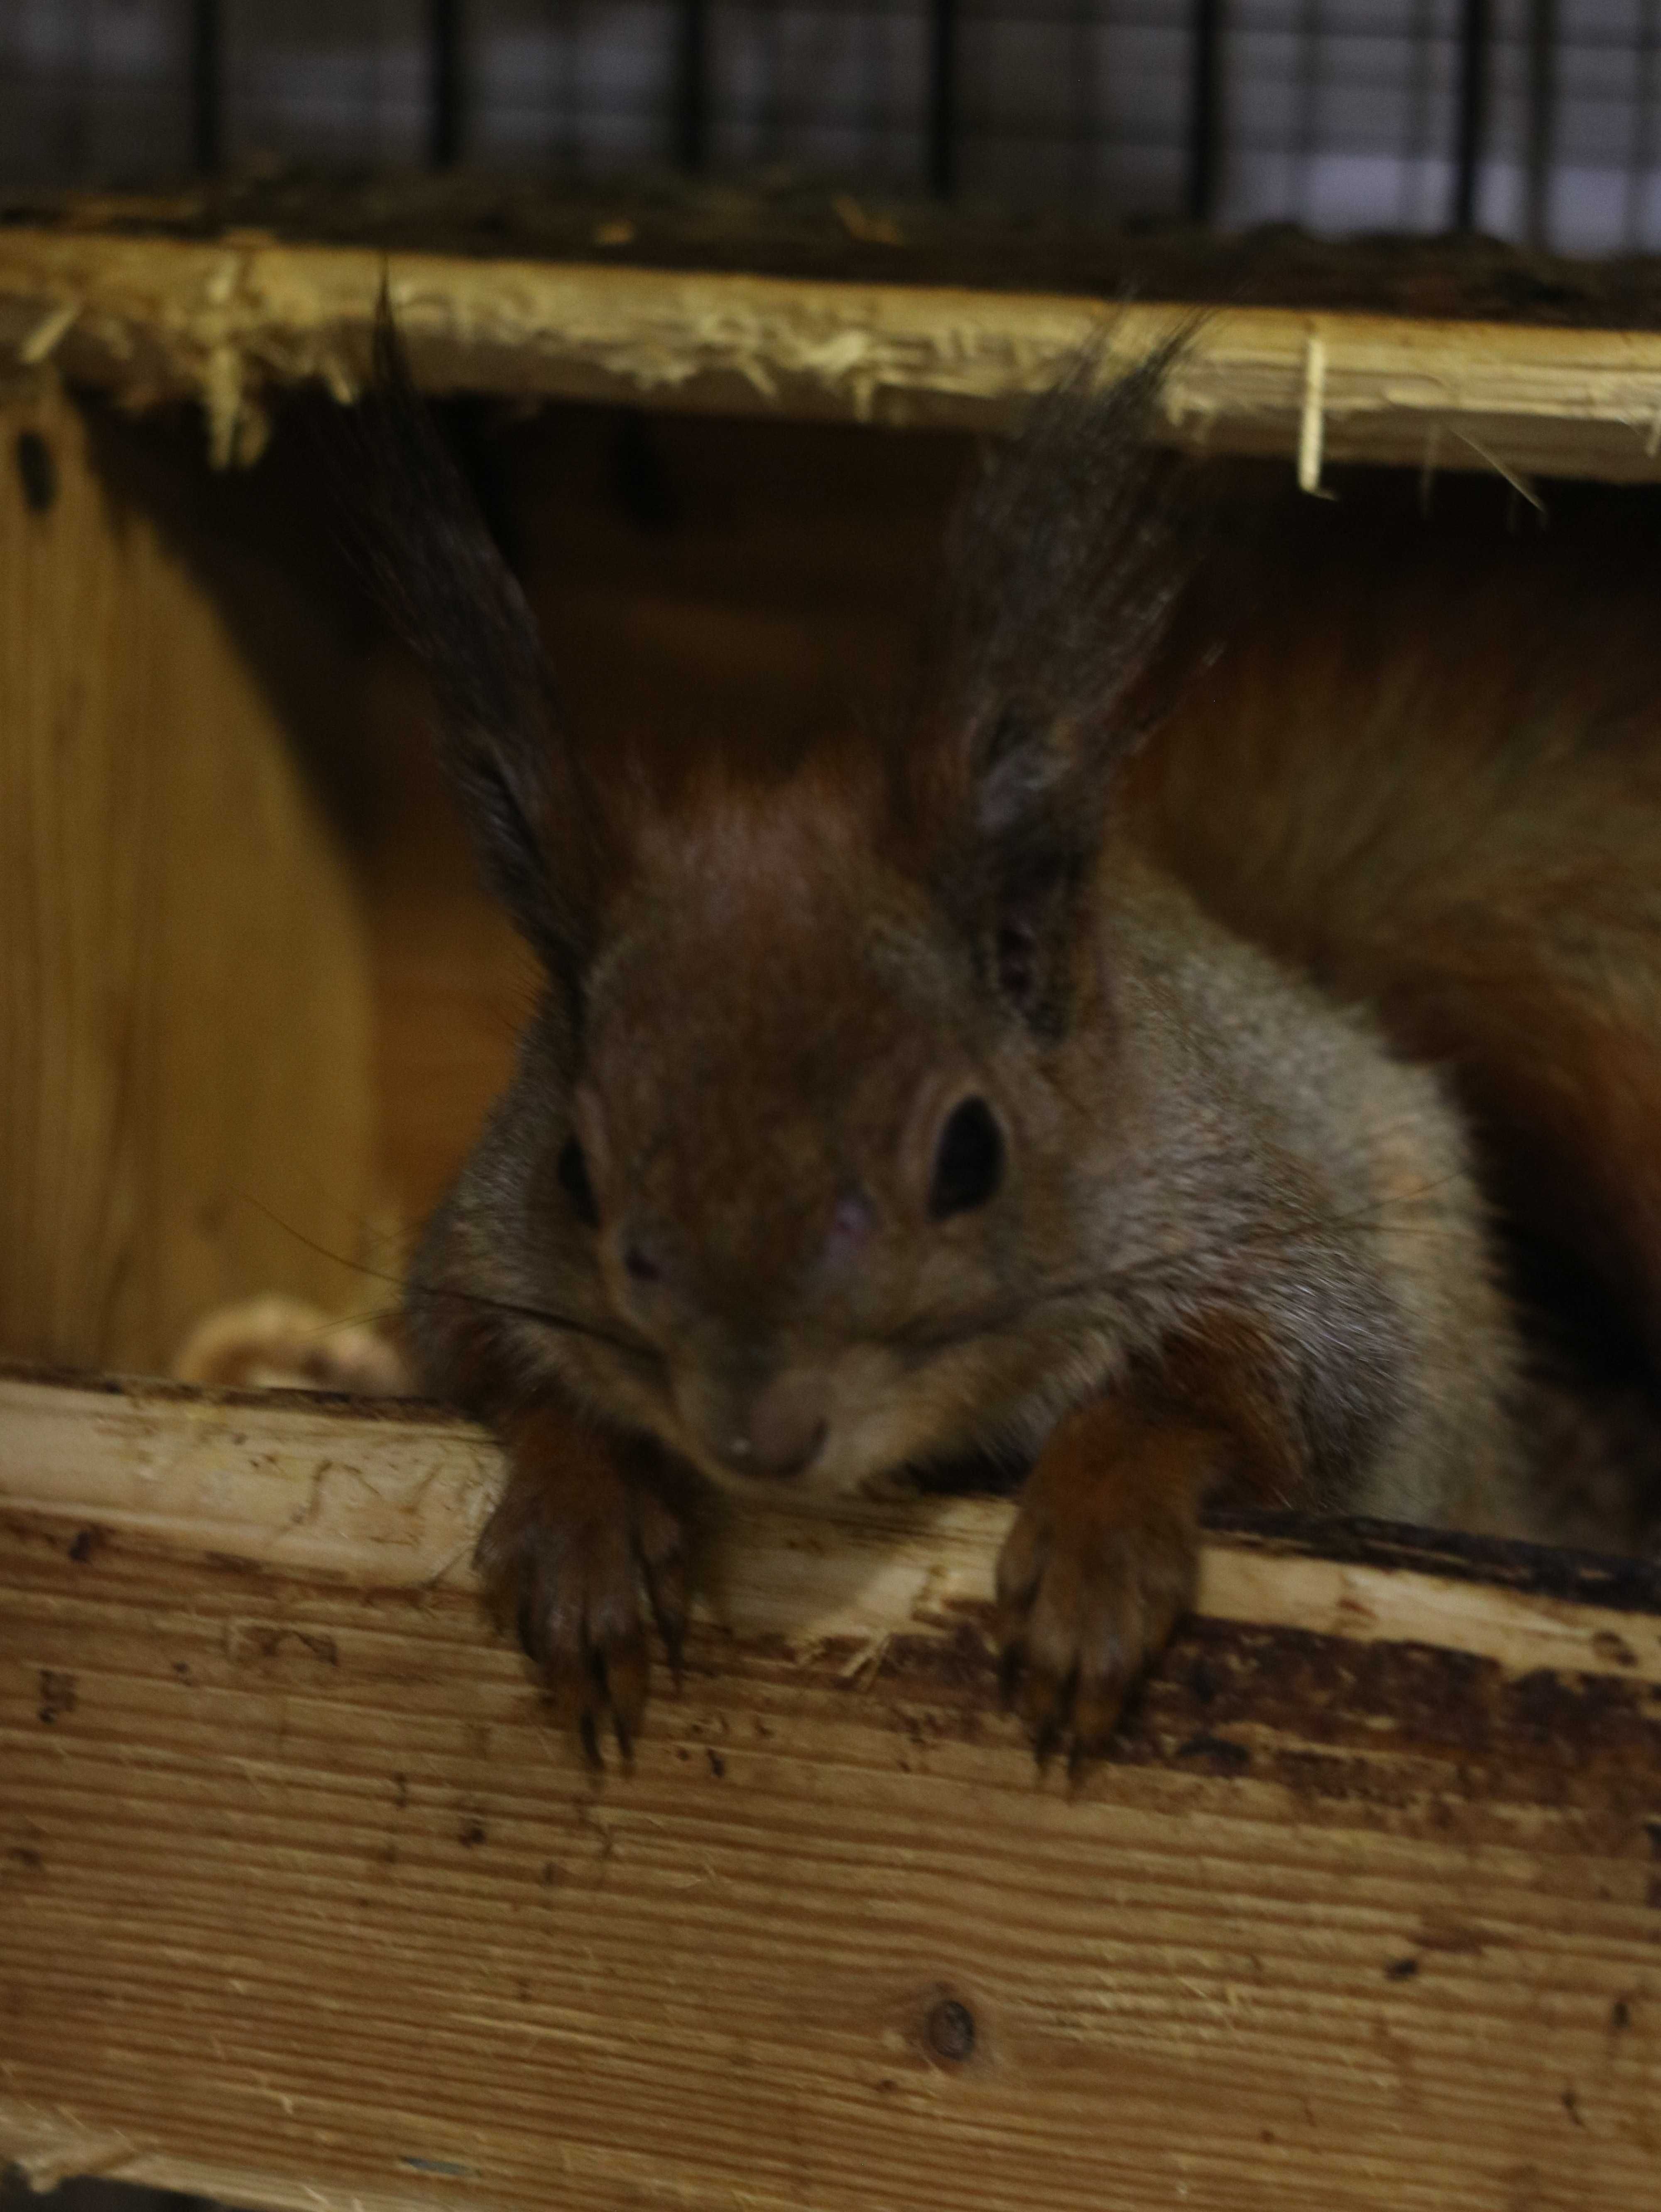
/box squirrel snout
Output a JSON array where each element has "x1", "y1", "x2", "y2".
[{"x1": 717, "y1": 1372, "x2": 829, "y2": 1482}]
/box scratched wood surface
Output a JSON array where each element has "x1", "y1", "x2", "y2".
[
  {"x1": 7, "y1": 223, "x2": 1661, "y2": 483},
  {"x1": 2, "y1": 1373, "x2": 1659, "y2": 2212}
]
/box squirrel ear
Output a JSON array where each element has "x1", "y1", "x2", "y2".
[
  {"x1": 346, "y1": 296, "x2": 609, "y2": 1004},
  {"x1": 908, "y1": 340, "x2": 1192, "y2": 1031}
]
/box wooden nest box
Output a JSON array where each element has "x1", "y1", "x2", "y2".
[{"x1": 2, "y1": 196, "x2": 1660, "y2": 2210}]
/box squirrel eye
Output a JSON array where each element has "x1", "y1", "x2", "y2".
[
  {"x1": 557, "y1": 1135, "x2": 599, "y2": 1227},
  {"x1": 927, "y1": 1097, "x2": 1004, "y2": 1219}
]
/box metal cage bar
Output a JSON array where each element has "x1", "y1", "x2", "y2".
[
  {"x1": 928, "y1": 0, "x2": 959, "y2": 199},
  {"x1": 189, "y1": 0, "x2": 223, "y2": 176},
  {"x1": 676, "y1": 0, "x2": 711, "y2": 171},
  {"x1": 1451, "y1": 0, "x2": 1492, "y2": 230},
  {"x1": 429, "y1": 0, "x2": 465, "y2": 168},
  {"x1": 1187, "y1": 0, "x2": 1224, "y2": 224}
]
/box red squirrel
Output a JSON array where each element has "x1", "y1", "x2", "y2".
[{"x1": 355, "y1": 317, "x2": 1661, "y2": 1765}]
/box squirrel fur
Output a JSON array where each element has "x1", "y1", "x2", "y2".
[{"x1": 355, "y1": 320, "x2": 1657, "y2": 1765}]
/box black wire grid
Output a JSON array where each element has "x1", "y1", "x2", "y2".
[{"x1": 3, "y1": 1, "x2": 1659, "y2": 251}]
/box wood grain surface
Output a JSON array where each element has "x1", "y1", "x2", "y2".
[
  {"x1": 0, "y1": 384, "x2": 379, "y2": 1376},
  {"x1": 7, "y1": 226, "x2": 1661, "y2": 482},
  {"x1": 2, "y1": 1374, "x2": 1659, "y2": 2212}
]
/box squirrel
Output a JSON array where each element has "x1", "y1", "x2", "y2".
[{"x1": 352, "y1": 315, "x2": 1661, "y2": 1768}]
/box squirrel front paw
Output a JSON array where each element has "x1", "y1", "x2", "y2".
[
  {"x1": 994, "y1": 1400, "x2": 1208, "y2": 1770},
  {"x1": 475, "y1": 1413, "x2": 689, "y2": 1761}
]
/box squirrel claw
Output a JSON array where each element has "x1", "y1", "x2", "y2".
[
  {"x1": 576, "y1": 1657, "x2": 638, "y2": 1767},
  {"x1": 1030, "y1": 1703, "x2": 1066, "y2": 1775},
  {"x1": 995, "y1": 1640, "x2": 1024, "y2": 1714},
  {"x1": 1000, "y1": 1646, "x2": 1120, "y2": 1775},
  {"x1": 578, "y1": 1709, "x2": 603, "y2": 1769},
  {"x1": 994, "y1": 1416, "x2": 1201, "y2": 1775},
  {"x1": 996, "y1": 1632, "x2": 1136, "y2": 1776},
  {"x1": 636, "y1": 1492, "x2": 690, "y2": 1687},
  {"x1": 475, "y1": 1441, "x2": 687, "y2": 1764},
  {"x1": 1068, "y1": 1674, "x2": 1131, "y2": 1765},
  {"x1": 590, "y1": 1619, "x2": 650, "y2": 1750}
]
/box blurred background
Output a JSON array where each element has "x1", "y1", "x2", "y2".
[
  {"x1": 5, "y1": 7, "x2": 1661, "y2": 2210},
  {"x1": 2, "y1": 0, "x2": 1661, "y2": 253}
]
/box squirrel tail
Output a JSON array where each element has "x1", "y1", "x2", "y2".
[{"x1": 1132, "y1": 494, "x2": 1661, "y2": 1368}]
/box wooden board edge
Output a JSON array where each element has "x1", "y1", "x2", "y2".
[
  {"x1": 2, "y1": 1371, "x2": 1659, "y2": 1690},
  {"x1": 3, "y1": 229, "x2": 1661, "y2": 479}
]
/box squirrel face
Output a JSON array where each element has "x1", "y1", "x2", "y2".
[
  {"x1": 365, "y1": 315, "x2": 1184, "y2": 1504},
  {"x1": 525, "y1": 771, "x2": 1116, "y2": 1498}
]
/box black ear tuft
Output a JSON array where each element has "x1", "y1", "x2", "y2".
[
  {"x1": 912, "y1": 336, "x2": 1196, "y2": 1032},
  {"x1": 340, "y1": 294, "x2": 608, "y2": 1002}
]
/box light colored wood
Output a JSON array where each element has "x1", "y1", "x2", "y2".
[
  {"x1": 2, "y1": 1373, "x2": 1656, "y2": 1681},
  {"x1": 2, "y1": 1374, "x2": 1659, "y2": 2212},
  {"x1": 7, "y1": 226, "x2": 1661, "y2": 480},
  {"x1": 0, "y1": 381, "x2": 380, "y2": 1374}
]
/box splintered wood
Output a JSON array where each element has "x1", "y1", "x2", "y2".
[
  {"x1": 1, "y1": 1374, "x2": 1658, "y2": 2211},
  {"x1": 7, "y1": 224, "x2": 1661, "y2": 482}
]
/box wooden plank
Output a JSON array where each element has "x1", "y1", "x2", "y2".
[
  {"x1": 2, "y1": 1373, "x2": 1660, "y2": 2211},
  {"x1": 6, "y1": 227, "x2": 1661, "y2": 480},
  {"x1": 0, "y1": 380, "x2": 380, "y2": 1375}
]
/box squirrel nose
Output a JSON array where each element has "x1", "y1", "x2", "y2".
[{"x1": 723, "y1": 1374, "x2": 828, "y2": 1481}]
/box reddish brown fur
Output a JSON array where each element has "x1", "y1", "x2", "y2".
[
  {"x1": 995, "y1": 1394, "x2": 1212, "y2": 1760},
  {"x1": 363, "y1": 331, "x2": 1661, "y2": 1769},
  {"x1": 476, "y1": 1403, "x2": 692, "y2": 1753},
  {"x1": 1130, "y1": 497, "x2": 1661, "y2": 1364},
  {"x1": 996, "y1": 1307, "x2": 1308, "y2": 1761}
]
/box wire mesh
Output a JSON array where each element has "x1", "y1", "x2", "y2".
[{"x1": 2, "y1": 0, "x2": 1660, "y2": 248}]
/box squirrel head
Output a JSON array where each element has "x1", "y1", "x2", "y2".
[
  {"x1": 549, "y1": 760, "x2": 1078, "y2": 1491},
  {"x1": 365, "y1": 316, "x2": 1191, "y2": 1492}
]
